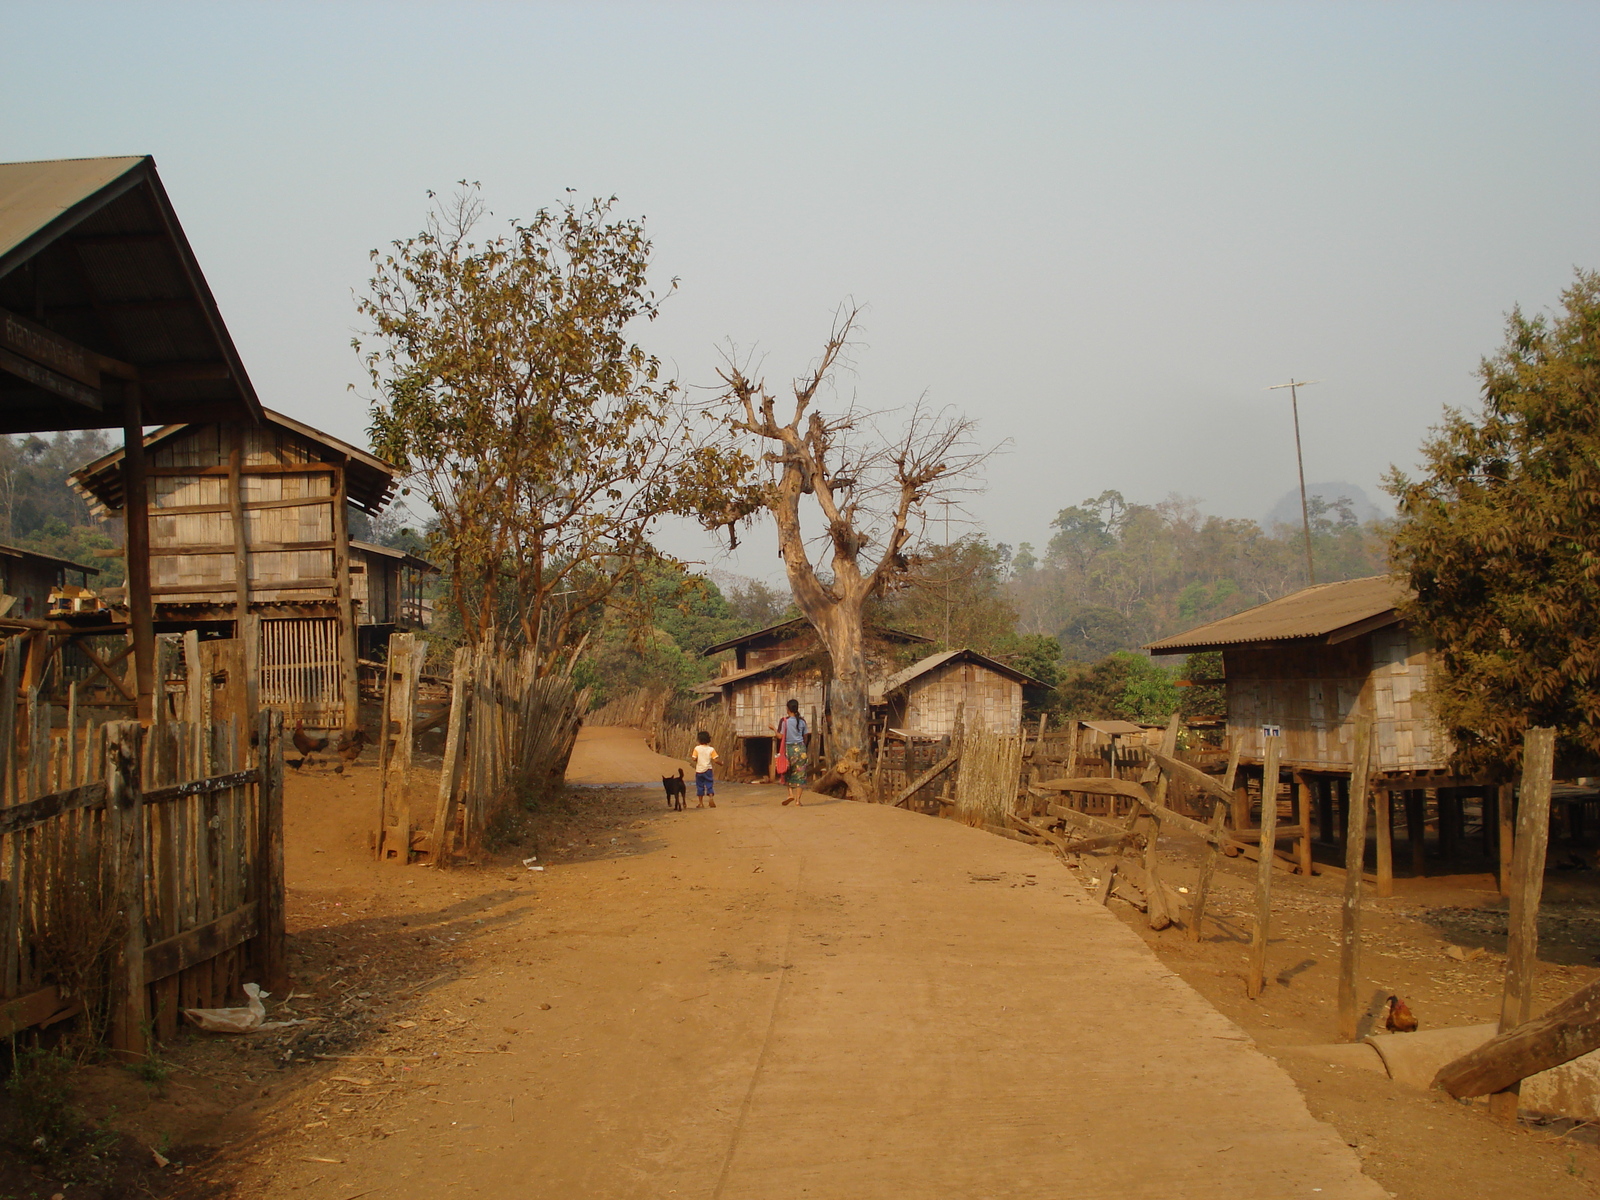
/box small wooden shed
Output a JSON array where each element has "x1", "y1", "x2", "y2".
[
  {"x1": 70, "y1": 409, "x2": 402, "y2": 728},
  {"x1": 872, "y1": 648, "x2": 1046, "y2": 738},
  {"x1": 1144, "y1": 575, "x2": 1446, "y2": 778},
  {"x1": 0, "y1": 543, "x2": 98, "y2": 621},
  {"x1": 696, "y1": 618, "x2": 931, "y2": 775},
  {"x1": 349, "y1": 540, "x2": 438, "y2": 660}
]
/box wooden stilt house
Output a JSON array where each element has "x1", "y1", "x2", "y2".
[
  {"x1": 1144, "y1": 575, "x2": 1445, "y2": 777},
  {"x1": 350, "y1": 540, "x2": 438, "y2": 660},
  {"x1": 70, "y1": 409, "x2": 403, "y2": 728}
]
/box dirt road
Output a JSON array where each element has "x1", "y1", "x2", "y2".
[{"x1": 233, "y1": 726, "x2": 1383, "y2": 1199}]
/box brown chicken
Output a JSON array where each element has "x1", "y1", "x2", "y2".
[
  {"x1": 292, "y1": 722, "x2": 329, "y2": 762},
  {"x1": 335, "y1": 728, "x2": 372, "y2": 763},
  {"x1": 1384, "y1": 995, "x2": 1418, "y2": 1033}
]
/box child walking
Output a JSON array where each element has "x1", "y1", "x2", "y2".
[{"x1": 690, "y1": 731, "x2": 718, "y2": 808}]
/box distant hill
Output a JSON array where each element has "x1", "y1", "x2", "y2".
[{"x1": 1265, "y1": 482, "x2": 1382, "y2": 529}]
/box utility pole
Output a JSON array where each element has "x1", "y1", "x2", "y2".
[
  {"x1": 939, "y1": 499, "x2": 953, "y2": 649},
  {"x1": 1267, "y1": 378, "x2": 1321, "y2": 586}
]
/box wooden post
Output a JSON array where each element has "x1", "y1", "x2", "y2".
[
  {"x1": 1497, "y1": 782, "x2": 1515, "y2": 898},
  {"x1": 1406, "y1": 790, "x2": 1427, "y2": 877},
  {"x1": 332, "y1": 456, "x2": 359, "y2": 730},
  {"x1": 121, "y1": 383, "x2": 156, "y2": 725},
  {"x1": 429, "y1": 647, "x2": 471, "y2": 867},
  {"x1": 1491, "y1": 726, "x2": 1556, "y2": 1123},
  {"x1": 1375, "y1": 788, "x2": 1394, "y2": 897},
  {"x1": 66, "y1": 680, "x2": 78, "y2": 789},
  {"x1": 106, "y1": 720, "x2": 147, "y2": 1058},
  {"x1": 226, "y1": 425, "x2": 252, "y2": 716},
  {"x1": 1230, "y1": 757, "x2": 1251, "y2": 833},
  {"x1": 1317, "y1": 777, "x2": 1334, "y2": 843},
  {"x1": 1246, "y1": 734, "x2": 1281, "y2": 999},
  {"x1": 254, "y1": 707, "x2": 288, "y2": 993},
  {"x1": 378, "y1": 633, "x2": 423, "y2": 862},
  {"x1": 1186, "y1": 739, "x2": 1240, "y2": 942},
  {"x1": 1337, "y1": 718, "x2": 1375, "y2": 1040},
  {"x1": 1294, "y1": 771, "x2": 1314, "y2": 877},
  {"x1": 0, "y1": 638, "x2": 19, "y2": 805}
]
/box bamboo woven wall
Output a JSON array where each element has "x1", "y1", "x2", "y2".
[
  {"x1": 729, "y1": 672, "x2": 824, "y2": 739},
  {"x1": 901, "y1": 662, "x2": 1022, "y2": 737},
  {"x1": 1224, "y1": 625, "x2": 1448, "y2": 771}
]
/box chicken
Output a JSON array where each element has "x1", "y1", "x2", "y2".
[
  {"x1": 335, "y1": 728, "x2": 372, "y2": 764},
  {"x1": 1384, "y1": 995, "x2": 1418, "y2": 1033},
  {"x1": 293, "y1": 722, "x2": 330, "y2": 765}
]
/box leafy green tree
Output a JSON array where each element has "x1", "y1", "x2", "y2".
[
  {"x1": 1055, "y1": 651, "x2": 1179, "y2": 723},
  {"x1": 358, "y1": 187, "x2": 743, "y2": 659},
  {"x1": 1177, "y1": 649, "x2": 1226, "y2": 721},
  {"x1": 1388, "y1": 270, "x2": 1600, "y2": 773}
]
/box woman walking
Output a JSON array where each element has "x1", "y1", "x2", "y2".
[{"x1": 775, "y1": 698, "x2": 809, "y2": 806}]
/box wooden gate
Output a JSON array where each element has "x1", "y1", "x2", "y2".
[{"x1": 259, "y1": 616, "x2": 342, "y2": 727}]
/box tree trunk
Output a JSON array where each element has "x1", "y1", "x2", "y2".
[{"x1": 810, "y1": 603, "x2": 869, "y2": 765}]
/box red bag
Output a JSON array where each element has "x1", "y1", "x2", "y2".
[{"x1": 774, "y1": 750, "x2": 790, "y2": 777}]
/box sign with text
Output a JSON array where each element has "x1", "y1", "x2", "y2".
[{"x1": 0, "y1": 307, "x2": 101, "y2": 388}]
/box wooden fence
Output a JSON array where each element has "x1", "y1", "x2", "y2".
[
  {"x1": 371, "y1": 637, "x2": 588, "y2": 866},
  {"x1": 0, "y1": 628, "x2": 285, "y2": 1056}
]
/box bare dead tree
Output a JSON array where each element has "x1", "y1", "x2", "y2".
[{"x1": 709, "y1": 305, "x2": 993, "y2": 769}]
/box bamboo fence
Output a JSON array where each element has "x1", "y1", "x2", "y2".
[
  {"x1": 586, "y1": 686, "x2": 672, "y2": 748},
  {"x1": 953, "y1": 727, "x2": 1024, "y2": 827},
  {"x1": 421, "y1": 639, "x2": 590, "y2": 866}
]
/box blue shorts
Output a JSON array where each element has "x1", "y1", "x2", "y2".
[{"x1": 695, "y1": 769, "x2": 714, "y2": 796}]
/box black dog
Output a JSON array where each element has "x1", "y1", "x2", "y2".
[{"x1": 662, "y1": 768, "x2": 687, "y2": 812}]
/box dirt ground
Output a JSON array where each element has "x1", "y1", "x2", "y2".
[
  {"x1": 1095, "y1": 827, "x2": 1600, "y2": 1199},
  {"x1": 12, "y1": 726, "x2": 1599, "y2": 1199}
]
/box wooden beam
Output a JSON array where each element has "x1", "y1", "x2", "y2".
[
  {"x1": 333, "y1": 456, "x2": 358, "y2": 729},
  {"x1": 1491, "y1": 727, "x2": 1556, "y2": 1122},
  {"x1": 1436, "y1": 977, "x2": 1600, "y2": 1099},
  {"x1": 1376, "y1": 787, "x2": 1394, "y2": 897},
  {"x1": 0, "y1": 985, "x2": 84, "y2": 1039},
  {"x1": 1497, "y1": 781, "x2": 1514, "y2": 898},
  {"x1": 255, "y1": 708, "x2": 288, "y2": 992},
  {"x1": 1247, "y1": 735, "x2": 1281, "y2": 1000},
  {"x1": 121, "y1": 383, "x2": 155, "y2": 723},
  {"x1": 146, "y1": 463, "x2": 337, "y2": 477},
  {"x1": 0, "y1": 306, "x2": 111, "y2": 385},
  {"x1": 1145, "y1": 749, "x2": 1235, "y2": 807},
  {"x1": 76, "y1": 639, "x2": 136, "y2": 701},
  {"x1": 1187, "y1": 738, "x2": 1241, "y2": 942},
  {"x1": 1337, "y1": 718, "x2": 1375, "y2": 1041},
  {"x1": 150, "y1": 539, "x2": 337, "y2": 556},
  {"x1": 106, "y1": 721, "x2": 148, "y2": 1058},
  {"x1": 147, "y1": 495, "x2": 335, "y2": 517},
  {"x1": 143, "y1": 901, "x2": 259, "y2": 982},
  {"x1": 0, "y1": 346, "x2": 103, "y2": 410},
  {"x1": 890, "y1": 750, "x2": 959, "y2": 808}
]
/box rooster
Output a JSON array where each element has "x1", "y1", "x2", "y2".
[
  {"x1": 292, "y1": 721, "x2": 329, "y2": 767},
  {"x1": 1384, "y1": 995, "x2": 1418, "y2": 1033}
]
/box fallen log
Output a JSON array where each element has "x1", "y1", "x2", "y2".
[
  {"x1": 1434, "y1": 978, "x2": 1600, "y2": 1098},
  {"x1": 1043, "y1": 801, "x2": 1134, "y2": 842},
  {"x1": 1004, "y1": 811, "x2": 1076, "y2": 854},
  {"x1": 1034, "y1": 776, "x2": 1150, "y2": 802}
]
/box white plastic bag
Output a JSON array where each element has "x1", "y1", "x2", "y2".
[{"x1": 182, "y1": 982, "x2": 303, "y2": 1033}]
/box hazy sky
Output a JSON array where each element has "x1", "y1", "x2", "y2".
[{"x1": 4, "y1": 2, "x2": 1597, "y2": 579}]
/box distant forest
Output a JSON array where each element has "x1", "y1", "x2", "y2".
[{"x1": 0, "y1": 433, "x2": 1388, "y2": 724}]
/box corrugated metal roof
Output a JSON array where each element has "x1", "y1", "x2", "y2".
[
  {"x1": 0, "y1": 155, "x2": 264, "y2": 433},
  {"x1": 871, "y1": 647, "x2": 1052, "y2": 703},
  {"x1": 1144, "y1": 575, "x2": 1407, "y2": 654},
  {"x1": 694, "y1": 652, "x2": 806, "y2": 692},
  {"x1": 0, "y1": 540, "x2": 99, "y2": 575},
  {"x1": 0, "y1": 157, "x2": 146, "y2": 265},
  {"x1": 349, "y1": 540, "x2": 439, "y2": 574},
  {"x1": 700, "y1": 617, "x2": 932, "y2": 657}
]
